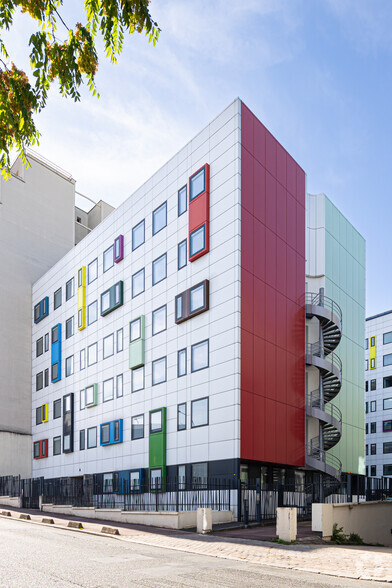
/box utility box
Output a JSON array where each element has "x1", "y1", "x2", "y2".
[
  {"x1": 276, "y1": 507, "x2": 297, "y2": 542},
  {"x1": 197, "y1": 508, "x2": 212, "y2": 534}
]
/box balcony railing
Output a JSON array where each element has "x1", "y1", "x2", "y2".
[{"x1": 305, "y1": 292, "x2": 342, "y2": 325}]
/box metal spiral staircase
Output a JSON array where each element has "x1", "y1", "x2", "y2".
[{"x1": 305, "y1": 291, "x2": 343, "y2": 481}]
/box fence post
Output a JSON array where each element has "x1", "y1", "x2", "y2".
[
  {"x1": 243, "y1": 496, "x2": 248, "y2": 528},
  {"x1": 278, "y1": 480, "x2": 283, "y2": 508},
  {"x1": 237, "y1": 479, "x2": 242, "y2": 522},
  {"x1": 347, "y1": 473, "x2": 352, "y2": 503},
  {"x1": 256, "y1": 478, "x2": 261, "y2": 524}
]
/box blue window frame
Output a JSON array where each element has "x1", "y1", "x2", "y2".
[
  {"x1": 100, "y1": 419, "x2": 123, "y2": 446},
  {"x1": 152, "y1": 202, "x2": 167, "y2": 235},
  {"x1": 190, "y1": 224, "x2": 205, "y2": 257},
  {"x1": 34, "y1": 297, "x2": 49, "y2": 324},
  {"x1": 132, "y1": 219, "x2": 145, "y2": 251},
  {"x1": 132, "y1": 268, "x2": 145, "y2": 298},
  {"x1": 190, "y1": 168, "x2": 205, "y2": 201},
  {"x1": 178, "y1": 239, "x2": 187, "y2": 270},
  {"x1": 178, "y1": 186, "x2": 187, "y2": 216}
]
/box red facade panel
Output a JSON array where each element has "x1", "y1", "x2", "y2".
[
  {"x1": 188, "y1": 163, "x2": 210, "y2": 262},
  {"x1": 240, "y1": 102, "x2": 305, "y2": 468}
]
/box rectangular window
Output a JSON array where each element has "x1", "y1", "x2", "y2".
[
  {"x1": 53, "y1": 436, "x2": 61, "y2": 456},
  {"x1": 51, "y1": 363, "x2": 59, "y2": 381},
  {"x1": 101, "y1": 290, "x2": 111, "y2": 314},
  {"x1": 370, "y1": 443, "x2": 376, "y2": 455},
  {"x1": 190, "y1": 168, "x2": 205, "y2": 201},
  {"x1": 132, "y1": 268, "x2": 145, "y2": 298},
  {"x1": 178, "y1": 348, "x2": 187, "y2": 377},
  {"x1": 44, "y1": 368, "x2": 49, "y2": 387},
  {"x1": 36, "y1": 337, "x2": 43, "y2": 357},
  {"x1": 103, "y1": 333, "x2": 114, "y2": 359},
  {"x1": 53, "y1": 399, "x2": 61, "y2": 419},
  {"x1": 370, "y1": 400, "x2": 376, "y2": 412},
  {"x1": 116, "y1": 374, "x2": 123, "y2": 398},
  {"x1": 80, "y1": 429, "x2": 85, "y2": 450},
  {"x1": 152, "y1": 305, "x2": 166, "y2": 335},
  {"x1": 370, "y1": 379, "x2": 376, "y2": 391},
  {"x1": 132, "y1": 219, "x2": 145, "y2": 250},
  {"x1": 370, "y1": 358, "x2": 375, "y2": 368},
  {"x1": 152, "y1": 357, "x2": 166, "y2": 385},
  {"x1": 100, "y1": 423, "x2": 110, "y2": 445},
  {"x1": 176, "y1": 295, "x2": 183, "y2": 321},
  {"x1": 78, "y1": 268, "x2": 84, "y2": 288},
  {"x1": 152, "y1": 201, "x2": 167, "y2": 235},
  {"x1": 88, "y1": 258, "x2": 98, "y2": 284},
  {"x1": 178, "y1": 185, "x2": 187, "y2": 216},
  {"x1": 191, "y1": 340, "x2": 209, "y2": 372},
  {"x1": 103, "y1": 245, "x2": 114, "y2": 272},
  {"x1": 383, "y1": 464, "x2": 392, "y2": 476},
  {"x1": 114, "y1": 420, "x2": 120, "y2": 442},
  {"x1": 190, "y1": 224, "x2": 205, "y2": 257},
  {"x1": 66, "y1": 277, "x2": 74, "y2": 301},
  {"x1": 85, "y1": 384, "x2": 97, "y2": 407},
  {"x1": 65, "y1": 316, "x2": 74, "y2": 339},
  {"x1": 87, "y1": 427, "x2": 97, "y2": 449},
  {"x1": 370, "y1": 421, "x2": 376, "y2": 434},
  {"x1": 150, "y1": 468, "x2": 162, "y2": 490},
  {"x1": 52, "y1": 325, "x2": 59, "y2": 344},
  {"x1": 371, "y1": 465, "x2": 376, "y2": 477},
  {"x1": 80, "y1": 389, "x2": 85, "y2": 410},
  {"x1": 65, "y1": 355, "x2": 74, "y2": 377},
  {"x1": 384, "y1": 376, "x2": 392, "y2": 388},
  {"x1": 152, "y1": 253, "x2": 167, "y2": 286},
  {"x1": 54, "y1": 287, "x2": 62, "y2": 310},
  {"x1": 383, "y1": 420, "x2": 392, "y2": 432},
  {"x1": 103, "y1": 378, "x2": 114, "y2": 402},
  {"x1": 178, "y1": 239, "x2": 187, "y2": 270},
  {"x1": 384, "y1": 398, "x2": 392, "y2": 410},
  {"x1": 365, "y1": 423, "x2": 368, "y2": 434},
  {"x1": 87, "y1": 343, "x2": 98, "y2": 366},
  {"x1": 116, "y1": 328, "x2": 123, "y2": 352},
  {"x1": 384, "y1": 354, "x2": 392, "y2": 367},
  {"x1": 365, "y1": 338, "x2": 369, "y2": 350},
  {"x1": 365, "y1": 381, "x2": 369, "y2": 392},
  {"x1": 371, "y1": 336, "x2": 375, "y2": 347},
  {"x1": 34, "y1": 297, "x2": 49, "y2": 324},
  {"x1": 365, "y1": 444, "x2": 368, "y2": 456},
  {"x1": 131, "y1": 414, "x2": 144, "y2": 440},
  {"x1": 384, "y1": 331, "x2": 392, "y2": 345},
  {"x1": 178, "y1": 465, "x2": 186, "y2": 489},
  {"x1": 365, "y1": 359, "x2": 369, "y2": 371},
  {"x1": 191, "y1": 397, "x2": 209, "y2": 428},
  {"x1": 78, "y1": 309, "x2": 83, "y2": 329},
  {"x1": 88, "y1": 300, "x2": 98, "y2": 325},
  {"x1": 190, "y1": 283, "x2": 205, "y2": 314},
  {"x1": 80, "y1": 348, "x2": 86, "y2": 370},
  {"x1": 150, "y1": 409, "x2": 162, "y2": 433},
  {"x1": 114, "y1": 235, "x2": 124, "y2": 263},
  {"x1": 130, "y1": 317, "x2": 141, "y2": 341},
  {"x1": 33, "y1": 442, "x2": 40, "y2": 458},
  {"x1": 36, "y1": 372, "x2": 43, "y2": 391},
  {"x1": 44, "y1": 333, "x2": 49, "y2": 352},
  {"x1": 175, "y1": 280, "x2": 209, "y2": 324},
  {"x1": 129, "y1": 470, "x2": 141, "y2": 491},
  {"x1": 132, "y1": 366, "x2": 144, "y2": 392},
  {"x1": 177, "y1": 403, "x2": 186, "y2": 431},
  {"x1": 36, "y1": 406, "x2": 42, "y2": 426},
  {"x1": 383, "y1": 442, "x2": 392, "y2": 454},
  {"x1": 365, "y1": 401, "x2": 369, "y2": 414},
  {"x1": 192, "y1": 462, "x2": 207, "y2": 487}
]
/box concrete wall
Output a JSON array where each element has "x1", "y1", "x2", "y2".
[
  {"x1": 0, "y1": 154, "x2": 76, "y2": 476},
  {"x1": 312, "y1": 501, "x2": 392, "y2": 546},
  {"x1": 41, "y1": 504, "x2": 233, "y2": 529},
  {"x1": 0, "y1": 496, "x2": 22, "y2": 508}
]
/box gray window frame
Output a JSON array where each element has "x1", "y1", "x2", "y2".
[
  {"x1": 152, "y1": 305, "x2": 167, "y2": 335},
  {"x1": 87, "y1": 426, "x2": 97, "y2": 449},
  {"x1": 53, "y1": 399, "x2": 61, "y2": 419},
  {"x1": 132, "y1": 219, "x2": 145, "y2": 250},
  {"x1": 103, "y1": 245, "x2": 114, "y2": 273},
  {"x1": 178, "y1": 239, "x2": 187, "y2": 270},
  {"x1": 152, "y1": 201, "x2": 167, "y2": 235},
  {"x1": 36, "y1": 337, "x2": 43, "y2": 357},
  {"x1": 54, "y1": 287, "x2": 62, "y2": 310},
  {"x1": 88, "y1": 258, "x2": 98, "y2": 284},
  {"x1": 177, "y1": 402, "x2": 187, "y2": 431},
  {"x1": 152, "y1": 253, "x2": 167, "y2": 286},
  {"x1": 177, "y1": 348, "x2": 187, "y2": 377},
  {"x1": 152, "y1": 357, "x2": 167, "y2": 386},
  {"x1": 191, "y1": 339, "x2": 209, "y2": 373},
  {"x1": 53, "y1": 436, "x2": 61, "y2": 456},
  {"x1": 191, "y1": 397, "x2": 209, "y2": 428},
  {"x1": 132, "y1": 268, "x2": 145, "y2": 298},
  {"x1": 65, "y1": 316, "x2": 74, "y2": 339},
  {"x1": 131, "y1": 414, "x2": 144, "y2": 440},
  {"x1": 178, "y1": 185, "x2": 187, "y2": 216}
]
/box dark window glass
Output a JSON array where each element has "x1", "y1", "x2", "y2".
[
  {"x1": 54, "y1": 288, "x2": 62, "y2": 310},
  {"x1": 383, "y1": 464, "x2": 392, "y2": 476},
  {"x1": 370, "y1": 465, "x2": 376, "y2": 477},
  {"x1": 101, "y1": 424, "x2": 110, "y2": 444},
  {"x1": 34, "y1": 304, "x2": 40, "y2": 321},
  {"x1": 36, "y1": 406, "x2": 42, "y2": 426},
  {"x1": 53, "y1": 399, "x2": 61, "y2": 419},
  {"x1": 177, "y1": 403, "x2": 186, "y2": 431},
  {"x1": 370, "y1": 379, "x2": 376, "y2": 391},
  {"x1": 80, "y1": 430, "x2": 85, "y2": 450},
  {"x1": 114, "y1": 420, "x2": 120, "y2": 442},
  {"x1": 365, "y1": 338, "x2": 368, "y2": 349},
  {"x1": 36, "y1": 337, "x2": 43, "y2": 357},
  {"x1": 44, "y1": 368, "x2": 49, "y2": 387},
  {"x1": 370, "y1": 443, "x2": 376, "y2": 455},
  {"x1": 132, "y1": 219, "x2": 145, "y2": 250},
  {"x1": 371, "y1": 336, "x2": 375, "y2": 347},
  {"x1": 192, "y1": 462, "x2": 207, "y2": 487},
  {"x1": 370, "y1": 422, "x2": 376, "y2": 434},
  {"x1": 383, "y1": 442, "x2": 392, "y2": 454},
  {"x1": 66, "y1": 317, "x2": 74, "y2": 339},
  {"x1": 52, "y1": 363, "x2": 59, "y2": 381},
  {"x1": 178, "y1": 185, "x2": 187, "y2": 216},
  {"x1": 383, "y1": 376, "x2": 392, "y2": 388},
  {"x1": 36, "y1": 372, "x2": 43, "y2": 391},
  {"x1": 66, "y1": 278, "x2": 74, "y2": 300},
  {"x1": 53, "y1": 436, "x2": 61, "y2": 455},
  {"x1": 52, "y1": 325, "x2": 59, "y2": 344},
  {"x1": 365, "y1": 423, "x2": 368, "y2": 434},
  {"x1": 365, "y1": 381, "x2": 368, "y2": 392},
  {"x1": 383, "y1": 420, "x2": 392, "y2": 432}
]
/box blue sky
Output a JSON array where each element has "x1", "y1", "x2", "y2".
[{"x1": 4, "y1": 0, "x2": 392, "y2": 316}]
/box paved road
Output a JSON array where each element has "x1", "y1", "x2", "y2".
[{"x1": 0, "y1": 518, "x2": 382, "y2": 587}]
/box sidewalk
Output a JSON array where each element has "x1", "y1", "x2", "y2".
[{"x1": 1, "y1": 506, "x2": 391, "y2": 583}]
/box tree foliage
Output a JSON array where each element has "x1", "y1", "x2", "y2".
[{"x1": 0, "y1": 1, "x2": 159, "y2": 178}]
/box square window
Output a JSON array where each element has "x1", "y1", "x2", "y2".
[
  {"x1": 152, "y1": 253, "x2": 167, "y2": 286},
  {"x1": 384, "y1": 420, "x2": 392, "y2": 432},
  {"x1": 370, "y1": 379, "x2": 376, "y2": 391},
  {"x1": 101, "y1": 290, "x2": 111, "y2": 314},
  {"x1": 191, "y1": 340, "x2": 209, "y2": 372},
  {"x1": 53, "y1": 436, "x2": 61, "y2": 456},
  {"x1": 117, "y1": 328, "x2": 123, "y2": 352},
  {"x1": 80, "y1": 429, "x2": 85, "y2": 450},
  {"x1": 150, "y1": 468, "x2": 162, "y2": 490},
  {"x1": 384, "y1": 442, "x2": 392, "y2": 454},
  {"x1": 190, "y1": 283, "x2": 205, "y2": 314},
  {"x1": 36, "y1": 337, "x2": 43, "y2": 357},
  {"x1": 66, "y1": 277, "x2": 74, "y2": 301},
  {"x1": 51, "y1": 363, "x2": 59, "y2": 381},
  {"x1": 152, "y1": 202, "x2": 167, "y2": 235},
  {"x1": 87, "y1": 427, "x2": 97, "y2": 449},
  {"x1": 384, "y1": 398, "x2": 392, "y2": 410},
  {"x1": 80, "y1": 348, "x2": 86, "y2": 370},
  {"x1": 131, "y1": 415, "x2": 144, "y2": 440},
  {"x1": 190, "y1": 168, "x2": 205, "y2": 201},
  {"x1": 132, "y1": 366, "x2": 144, "y2": 392},
  {"x1": 65, "y1": 355, "x2": 74, "y2": 377},
  {"x1": 88, "y1": 300, "x2": 98, "y2": 325},
  {"x1": 103, "y1": 333, "x2": 114, "y2": 359},
  {"x1": 88, "y1": 258, "x2": 98, "y2": 284},
  {"x1": 44, "y1": 333, "x2": 49, "y2": 352},
  {"x1": 65, "y1": 316, "x2": 74, "y2": 339},
  {"x1": 101, "y1": 423, "x2": 110, "y2": 444},
  {"x1": 52, "y1": 325, "x2": 59, "y2": 344},
  {"x1": 177, "y1": 403, "x2": 186, "y2": 431},
  {"x1": 54, "y1": 287, "x2": 62, "y2": 310},
  {"x1": 152, "y1": 357, "x2": 166, "y2": 385},
  {"x1": 132, "y1": 219, "x2": 145, "y2": 250},
  {"x1": 53, "y1": 399, "x2": 61, "y2": 419},
  {"x1": 383, "y1": 376, "x2": 392, "y2": 388},
  {"x1": 178, "y1": 185, "x2": 187, "y2": 216},
  {"x1": 371, "y1": 400, "x2": 376, "y2": 412},
  {"x1": 150, "y1": 409, "x2": 162, "y2": 433},
  {"x1": 44, "y1": 368, "x2": 49, "y2": 387},
  {"x1": 178, "y1": 348, "x2": 187, "y2": 377},
  {"x1": 116, "y1": 374, "x2": 123, "y2": 398},
  {"x1": 191, "y1": 397, "x2": 209, "y2": 428},
  {"x1": 87, "y1": 343, "x2": 98, "y2": 366},
  {"x1": 190, "y1": 225, "x2": 205, "y2": 257},
  {"x1": 130, "y1": 317, "x2": 141, "y2": 342},
  {"x1": 370, "y1": 465, "x2": 376, "y2": 477},
  {"x1": 383, "y1": 464, "x2": 392, "y2": 476},
  {"x1": 178, "y1": 239, "x2": 187, "y2": 270},
  {"x1": 370, "y1": 443, "x2": 376, "y2": 455},
  {"x1": 192, "y1": 462, "x2": 207, "y2": 487},
  {"x1": 103, "y1": 245, "x2": 114, "y2": 273},
  {"x1": 103, "y1": 378, "x2": 114, "y2": 402},
  {"x1": 152, "y1": 305, "x2": 166, "y2": 335},
  {"x1": 370, "y1": 422, "x2": 376, "y2": 434},
  {"x1": 176, "y1": 295, "x2": 183, "y2": 321},
  {"x1": 85, "y1": 384, "x2": 96, "y2": 407},
  {"x1": 132, "y1": 268, "x2": 145, "y2": 298}
]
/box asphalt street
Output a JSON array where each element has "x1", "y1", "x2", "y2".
[{"x1": 0, "y1": 517, "x2": 382, "y2": 587}]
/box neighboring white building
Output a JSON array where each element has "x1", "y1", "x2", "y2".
[
  {"x1": 0, "y1": 151, "x2": 112, "y2": 477},
  {"x1": 365, "y1": 311, "x2": 392, "y2": 479}
]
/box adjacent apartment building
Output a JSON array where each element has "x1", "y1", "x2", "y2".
[
  {"x1": 29, "y1": 99, "x2": 365, "y2": 491},
  {"x1": 365, "y1": 311, "x2": 392, "y2": 479}
]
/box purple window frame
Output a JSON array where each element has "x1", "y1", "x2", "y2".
[{"x1": 114, "y1": 235, "x2": 124, "y2": 263}]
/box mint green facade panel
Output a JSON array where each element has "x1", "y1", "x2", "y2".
[
  {"x1": 324, "y1": 196, "x2": 365, "y2": 475},
  {"x1": 129, "y1": 339, "x2": 145, "y2": 369}
]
